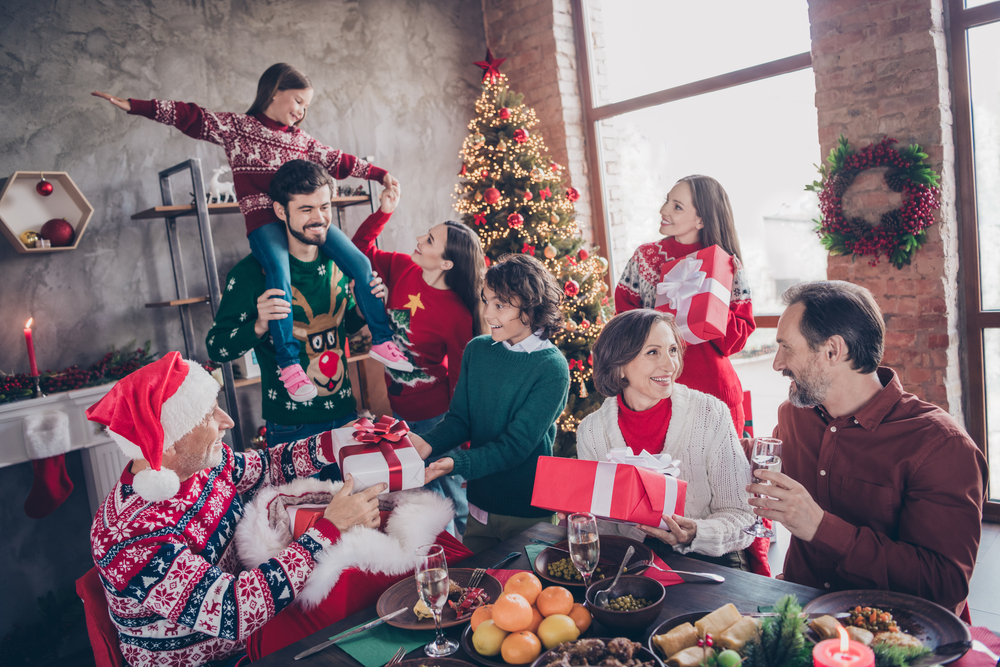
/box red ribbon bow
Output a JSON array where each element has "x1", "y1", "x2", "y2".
[
  {"x1": 568, "y1": 359, "x2": 584, "y2": 372},
  {"x1": 337, "y1": 416, "x2": 411, "y2": 492}
]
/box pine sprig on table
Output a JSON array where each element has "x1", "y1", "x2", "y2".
[
  {"x1": 872, "y1": 643, "x2": 933, "y2": 667},
  {"x1": 740, "y1": 595, "x2": 812, "y2": 667}
]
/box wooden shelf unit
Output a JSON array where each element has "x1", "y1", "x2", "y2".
[
  {"x1": 130, "y1": 196, "x2": 369, "y2": 221},
  {"x1": 145, "y1": 296, "x2": 211, "y2": 308}
]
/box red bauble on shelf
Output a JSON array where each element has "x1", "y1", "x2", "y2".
[
  {"x1": 36, "y1": 176, "x2": 54, "y2": 197},
  {"x1": 41, "y1": 218, "x2": 75, "y2": 247}
]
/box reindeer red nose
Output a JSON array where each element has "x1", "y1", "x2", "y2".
[{"x1": 318, "y1": 350, "x2": 339, "y2": 378}]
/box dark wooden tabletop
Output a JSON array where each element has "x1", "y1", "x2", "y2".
[{"x1": 255, "y1": 522, "x2": 823, "y2": 666}]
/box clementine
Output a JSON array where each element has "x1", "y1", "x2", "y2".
[
  {"x1": 568, "y1": 603, "x2": 592, "y2": 633},
  {"x1": 526, "y1": 606, "x2": 544, "y2": 634},
  {"x1": 501, "y1": 631, "x2": 542, "y2": 664},
  {"x1": 470, "y1": 604, "x2": 493, "y2": 632},
  {"x1": 492, "y1": 592, "x2": 533, "y2": 632},
  {"x1": 503, "y1": 572, "x2": 543, "y2": 605},
  {"x1": 535, "y1": 586, "x2": 574, "y2": 617}
]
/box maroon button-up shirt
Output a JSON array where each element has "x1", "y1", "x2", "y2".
[{"x1": 775, "y1": 367, "x2": 988, "y2": 614}]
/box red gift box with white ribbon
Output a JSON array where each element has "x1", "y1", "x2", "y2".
[
  {"x1": 530, "y1": 456, "x2": 686, "y2": 528},
  {"x1": 329, "y1": 416, "x2": 424, "y2": 494},
  {"x1": 654, "y1": 244, "x2": 734, "y2": 344}
]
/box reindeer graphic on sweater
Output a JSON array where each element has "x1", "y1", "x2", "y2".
[{"x1": 290, "y1": 280, "x2": 348, "y2": 397}]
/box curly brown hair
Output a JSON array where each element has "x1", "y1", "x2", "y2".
[{"x1": 484, "y1": 254, "x2": 564, "y2": 340}]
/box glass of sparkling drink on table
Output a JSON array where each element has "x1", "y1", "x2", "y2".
[
  {"x1": 743, "y1": 437, "x2": 782, "y2": 539},
  {"x1": 568, "y1": 512, "x2": 600, "y2": 588},
  {"x1": 415, "y1": 544, "x2": 459, "y2": 657}
]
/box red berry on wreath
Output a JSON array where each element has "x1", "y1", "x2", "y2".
[
  {"x1": 507, "y1": 213, "x2": 524, "y2": 228},
  {"x1": 499, "y1": 107, "x2": 511, "y2": 120},
  {"x1": 513, "y1": 128, "x2": 528, "y2": 144},
  {"x1": 564, "y1": 279, "x2": 580, "y2": 297},
  {"x1": 36, "y1": 175, "x2": 53, "y2": 197},
  {"x1": 484, "y1": 187, "x2": 501, "y2": 205}
]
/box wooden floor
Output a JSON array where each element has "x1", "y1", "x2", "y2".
[{"x1": 768, "y1": 521, "x2": 1000, "y2": 631}]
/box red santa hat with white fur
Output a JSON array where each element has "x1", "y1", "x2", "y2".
[{"x1": 86, "y1": 351, "x2": 221, "y2": 502}]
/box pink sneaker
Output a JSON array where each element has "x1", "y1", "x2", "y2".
[
  {"x1": 279, "y1": 363, "x2": 317, "y2": 402},
  {"x1": 369, "y1": 341, "x2": 414, "y2": 372}
]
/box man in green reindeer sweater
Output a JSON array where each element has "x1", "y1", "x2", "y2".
[{"x1": 207, "y1": 160, "x2": 379, "y2": 456}]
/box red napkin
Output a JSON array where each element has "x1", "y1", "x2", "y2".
[
  {"x1": 640, "y1": 553, "x2": 683, "y2": 587},
  {"x1": 951, "y1": 627, "x2": 1000, "y2": 667},
  {"x1": 487, "y1": 569, "x2": 527, "y2": 587}
]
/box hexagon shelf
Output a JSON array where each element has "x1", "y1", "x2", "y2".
[{"x1": 0, "y1": 171, "x2": 94, "y2": 254}]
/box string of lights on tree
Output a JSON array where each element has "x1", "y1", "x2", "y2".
[{"x1": 455, "y1": 51, "x2": 614, "y2": 455}]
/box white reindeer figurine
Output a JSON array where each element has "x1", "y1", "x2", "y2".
[{"x1": 208, "y1": 166, "x2": 237, "y2": 204}]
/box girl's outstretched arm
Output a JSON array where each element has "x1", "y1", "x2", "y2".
[{"x1": 92, "y1": 91, "x2": 131, "y2": 112}]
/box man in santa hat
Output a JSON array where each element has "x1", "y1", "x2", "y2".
[{"x1": 86, "y1": 351, "x2": 385, "y2": 667}]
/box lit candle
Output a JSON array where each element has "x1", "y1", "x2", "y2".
[
  {"x1": 24, "y1": 318, "x2": 39, "y2": 376},
  {"x1": 813, "y1": 626, "x2": 875, "y2": 667}
]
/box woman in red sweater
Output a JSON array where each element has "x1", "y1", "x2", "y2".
[
  {"x1": 353, "y1": 186, "x2": 484, "y2": 534},
  {"x1": 615, "y1": 174, "x2": 754, "y2": 435}
]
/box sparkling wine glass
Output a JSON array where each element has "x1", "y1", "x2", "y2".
[
  {"x1": 743, "y1": 437, "x2": 783, "y2": 538},
  {"x1": 568, "y1": 512, "x2": 600, "y2": 589},
  {"x1": 415, "y1": 544, "x2": 458, "y2": 657}
]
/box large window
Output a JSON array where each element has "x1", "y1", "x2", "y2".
[
  {"x1": 951, "y1": 0, "x2": 1000, "y2": 514},
  {"x1": 574, "y1": 0, "x2": 817, "y2": 439}
]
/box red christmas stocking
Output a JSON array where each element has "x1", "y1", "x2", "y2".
[{"x1": 25, "y1": 454, "x2": 74, "y2": 519}]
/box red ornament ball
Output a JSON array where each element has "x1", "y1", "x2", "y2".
[
  {"x1": 484, "y1": 187, "x2": 501, "y2": 205},
  {"x1": 40, "y1": 218, "x2": 75, "y2": 247},
  {"x1": 524, "y1": 190, "x2": 533, "y2": 202},
  {"x1": 564, "y1": 279, "x2": 580, "y2": 297},
  {"x1": 484, "y1": 256, "x2": 491, "y2": 267},
  {"x1": 578, "y1": 248, "x2": 589, "y2": 260},
  {"x1": 581, "y1": 319, "x2": 591, "y2": 330},
  {"x1": 566, "y1": 187, "x2": 580, "y2": 202},
  {"x1": 499, "y1": 107, "x2": 511, "y2": 120},
  {"x1": 507, "y1": 213, "x2": 524, "y2": 229},
  {"x1": 513, "y1": 128, "x2": 529, "y2": 144},
  {"x1": 36, "y1": 178, "x2": 54, "y2": 196}
]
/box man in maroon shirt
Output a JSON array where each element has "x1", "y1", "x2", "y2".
[{"x1": 748, "y1": 281, "x2": 987, "y2": 617}]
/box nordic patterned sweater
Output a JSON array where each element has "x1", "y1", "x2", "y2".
[
  {"x1": 206, "y1": 253, "x2": 365, "y2": 425},
  {"x1": 615, "y1": 237, "x2": 755, "y2": 433},
  {"x1": 127, "y1": 99, "x2": 388, "y2": 235},
  {"x1": 423, "y1": 336, "x2": 570, "y2": 518},
  {"x1": 352, "y1": 210, "x2": 474, "y2": 421},
  {"x1": 91, "y1": 434, "x2": 342, "y2": 666}
]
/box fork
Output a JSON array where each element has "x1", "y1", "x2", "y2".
[
  {"x1": 467, "y1": 567, "x2": 487, "y2": 589},
  {"x1": 384, "y1": 646, "x2": 407, "y2": 667}
]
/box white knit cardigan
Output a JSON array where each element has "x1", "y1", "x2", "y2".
[{"x1": 576, "y1": 384, "x2": 755, "y2": 557}]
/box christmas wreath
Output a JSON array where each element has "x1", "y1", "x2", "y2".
[{"x1": 807, "y1": 135, "x2": 941, "y2": 269}]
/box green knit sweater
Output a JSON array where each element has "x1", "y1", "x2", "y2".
[
  {"x1": 206, "y1": 253, "x2": 365, "y2": 425},
  {"x1": 424, "y1": 335, "x2": 570, "y2": 518}
]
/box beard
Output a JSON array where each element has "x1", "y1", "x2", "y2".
[
  {"x1": 785, "y1": 365, "x2": 830, "y2": 408},
  {"x1": 289, "y1": 222, "x2": 329, "y2": 246},
  {"x1": 173, "y1": 441, "x2": 224, "y2": 472}
]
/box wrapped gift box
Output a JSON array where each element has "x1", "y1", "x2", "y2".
[
  {"x1": 531, "y1": 456, "x2": 686, "y2": 529},
  {"x1": 329, "y1": 417, "x2": 424, "y2": 494},
  {"x1": 286, "y1": 504, "x2": 326, "y2": 540},
  {"x1": 654, "y1": 244, "x2": 734, "y2": 344}
]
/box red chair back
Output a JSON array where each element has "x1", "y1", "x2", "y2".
[{"x1": 76, "y1": 567, "x2": 124, "y2": 667}]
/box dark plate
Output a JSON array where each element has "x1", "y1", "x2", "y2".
[
  {"x1": 647, "y1": 612, "x2": 711, "y2": 662},
  {"x1": 397, "y1": 659, "x2": 476, "y2": 667},
  {"x1": 534, "y1": 535, "x2": 652, "y2": 588},
  {"x1": 532, "y1": 637, "x2": 658, "y2": 667},
  {"x1": 802, "y1": 590, "x2": 970, "y2": 664},
  {"x1": 460, "y1": 624, "x2": 507, "y2": 667},
  {"x1": 377, "y1": 569, "x2": 503, "y2": 630}
]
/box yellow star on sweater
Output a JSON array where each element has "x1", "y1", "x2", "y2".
[{"x1": 404, "y1": 293, "x2": 425, "y2": 316}]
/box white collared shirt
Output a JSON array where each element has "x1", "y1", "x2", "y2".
[{"x1": 497, "y1": 329, "x2": 555, "y2": 353}]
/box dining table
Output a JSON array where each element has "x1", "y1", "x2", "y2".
[{"x1": 256, "y1": 521, "x2": 824, "y2": 666}]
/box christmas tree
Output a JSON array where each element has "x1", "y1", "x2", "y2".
[{"x1": 454, "y1": 51, "x2": 614, "y2": 457}]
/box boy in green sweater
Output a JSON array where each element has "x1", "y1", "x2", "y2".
[{"x1": 410, "y1": 255, "x2": 570, "y2": 553}]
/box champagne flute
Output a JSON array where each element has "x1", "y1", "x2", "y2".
[
  {"x1": 567, "y1": 512, "x2": 600, "y2": 589},
  {"x1": 743, "y1": 437, "x2": 783, "y2": 538},
  {"x1": 414, "y1": 544, "x2": 458, "y2": 657}
]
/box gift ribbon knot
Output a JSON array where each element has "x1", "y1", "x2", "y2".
[
  {"x1": 338, "y1": 416, "x2": 411, "y2": 492},
  {"x1": 656, "y1": 256, "x2": 706, "y2": 311}
]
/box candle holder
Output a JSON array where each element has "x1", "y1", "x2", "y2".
[{"x1": 32, "y1": 375, "x2": 45, "y2": 399}]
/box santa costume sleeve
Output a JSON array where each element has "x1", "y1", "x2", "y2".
[{"x1": 127, "y1": 98, "x2": 237, "y2": 148}]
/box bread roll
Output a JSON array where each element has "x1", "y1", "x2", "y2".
[
  {"x1": 652, "y1": 623, "x2": 699, "y2": 658},
  {"x1": 846, "y1": 627, "x2": 874, "y2": 646},
  {"x1": 667, "y1": 646, "x2": 715, "y2": 667},
  {"x1": 717, "y1": 616, "x2": 760, "y2": 651},
  {"x1": 809, "y1": 615, "x2": 843, "y2": 640},
  {"x1": 695, "y1": 604, "x2": 742, "y2": 638}
]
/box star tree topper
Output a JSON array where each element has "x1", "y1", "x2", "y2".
[{"x1": 474, "y1": 49, "x2": 507, "y2": 84}]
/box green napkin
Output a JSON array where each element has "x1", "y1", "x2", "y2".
[
  {"x1": 525, "y1": 544, "x2": 546, "y2": 575},
  {"x1": 334, "y1": 620, "x2": 435, "y2": 667}
]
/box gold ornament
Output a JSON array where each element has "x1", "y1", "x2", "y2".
[
  {"x1": 597, "y1": 256, "x2": 609, "y2": 272},
  {"x1": 543, "y1": 244, "x2": 557, "y2": 259},
  {"x1": 597, "y1": 281, "x2": 608, "y2": 293},
  {"x1": 471, "y1": 133, "x2": 485, "y2": 149},
  {"x1": 475, "y1": 192, "x2": 483, "y2": 201},
  {"x1": 565, "y1": 319, "x2": 577, "y2": 332},
  {"x1": 530, "y1": 167, "x2": 544, "y2": 181},
  {"x1": 497, "y1": 140, "x2": 507, "y2": 152},
  {"x1": 19, "y1": 230, "x2": 39, "y2": 248},
  {"x1": 550, "y1": 213, "x2": 559, "y2": 224}
]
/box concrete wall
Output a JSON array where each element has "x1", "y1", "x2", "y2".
[{"x1": 0, "y1": 0, "x2": 484, "y2": 639}]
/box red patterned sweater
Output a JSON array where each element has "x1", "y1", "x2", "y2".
[
  {"x1": 128, "y1": 99, "x2": 388, "y2": 235},
  {"x1": 91, "y1": 433, "x2": 342, "y2": 666},
  {"x1": 352, "y1": 210, "x2": 474, "y2": 421},
  {"x1": 615, "y1": 237, "x2": 754, "y2": 433}
]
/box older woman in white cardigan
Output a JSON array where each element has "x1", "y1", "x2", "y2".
[{"x1": 576, "y1": 309, "x2": 756, "y2": 569}]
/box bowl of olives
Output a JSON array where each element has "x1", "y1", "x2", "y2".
[{"x1": 585, "y1": 575, "x2": 665, "y2": 633}]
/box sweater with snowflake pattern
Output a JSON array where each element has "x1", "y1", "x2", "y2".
[
  {"x1": 127, "y1": 99, "x2": 388, "y2": 235},
  {"x1": 91, "y1": 433, "x2": 342, "y2": 666},
  {"x1": 206, "y1": 253, "x2": 365, "y2": 425},
  {"x1": 351, "y1": 210, "x2": 475, "y2": 421},
  {"x1": 615, "y1": 237, "x2": 755, "y2": 433}
]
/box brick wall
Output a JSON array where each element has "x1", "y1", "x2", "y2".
[
  {"x1": 809, "y1": 0, "x2": 963, "y2": 418},
  {"x1": 482, "y1": 0, "x2": 594, "y2": 242}
]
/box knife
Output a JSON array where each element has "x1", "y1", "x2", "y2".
[
  {"x1": 489, "y1": 552, "x2": 521, "y2": 569},
  {"x1": 293, "y1": 607, "x2": 409, "y2": 660}
]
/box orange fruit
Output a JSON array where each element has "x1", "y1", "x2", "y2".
[
  {"x1": 470, "y1": 604, "x2": 493, "y2": 632},
  {"x1": 526, "y1": 606, "x2": 544, "y2": 634},
  {"x1": 501, "y1": 631, "x2": 542, "y2": 664},
  {"x1": 492, "y1": 592, "x2": 533, "y2": 632},
  {"x1": 504, "y1": 572, "x2": 543, "y2": 605},
  {"x1": 568, "y1": 603, "x2": 592, "y2": 633},
  {"x1": 536, "y1": 586, "x2": 574, "y2": 617}
]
